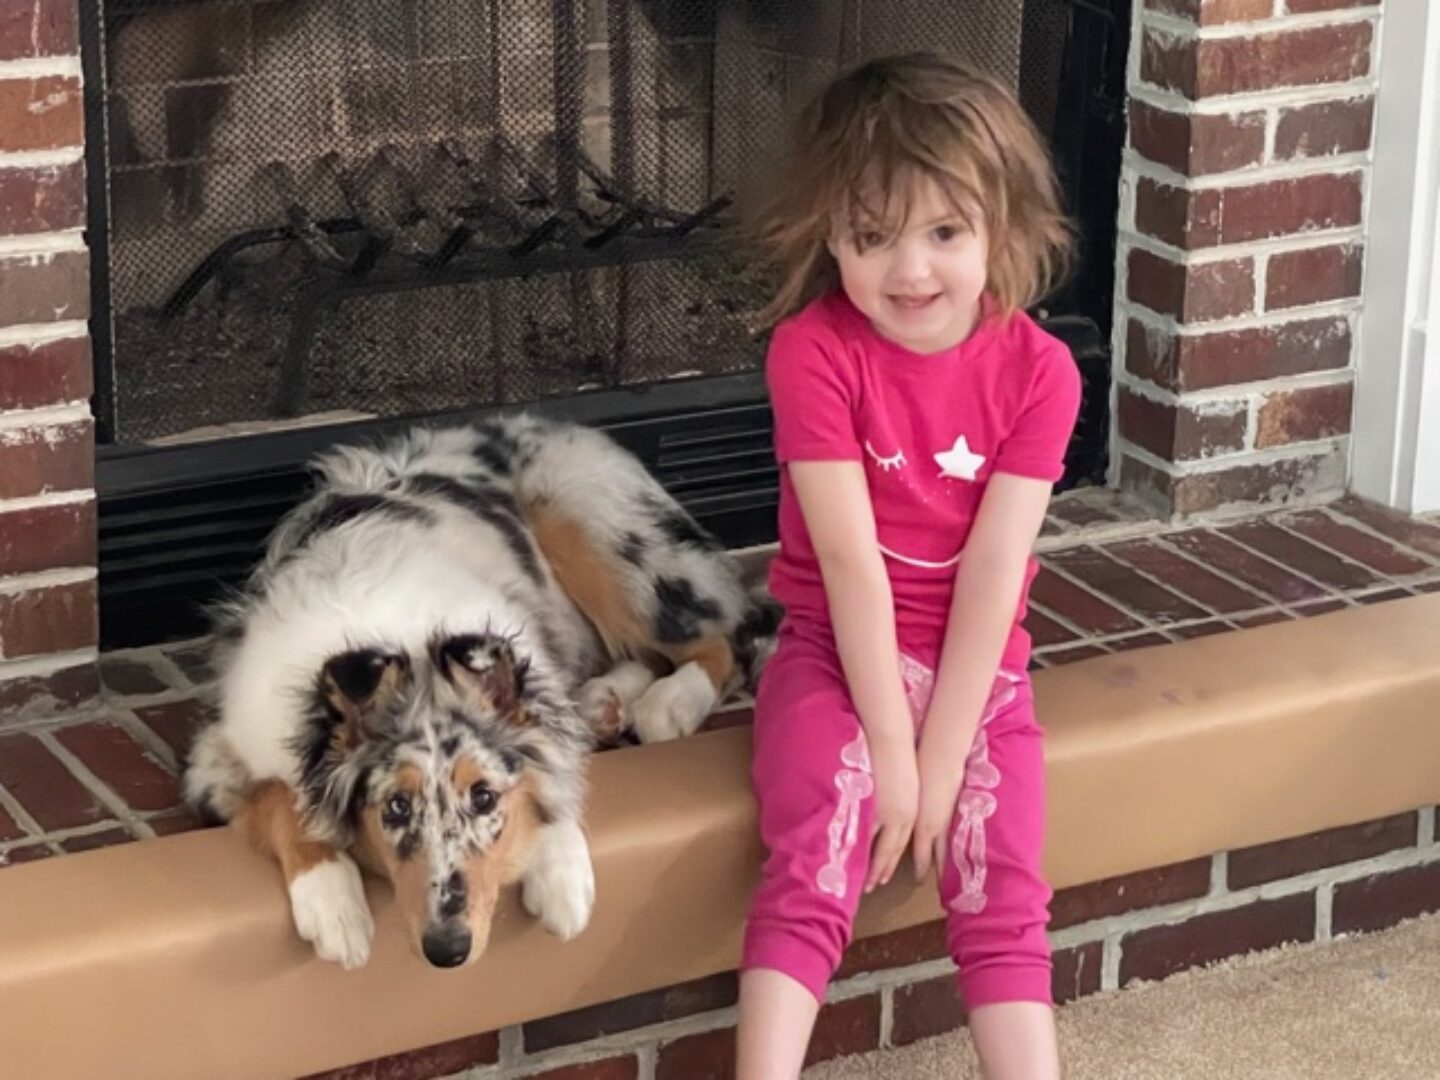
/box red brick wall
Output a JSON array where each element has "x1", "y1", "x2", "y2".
[
  {"x1": 0, "y1": 0, "x2": 99, "y2": 719},
  {"x1": 1114, "y1": 0, "x2": 1379, "y2": 517}
]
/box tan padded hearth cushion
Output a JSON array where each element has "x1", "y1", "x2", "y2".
[{"x1": 1, "y1": 594, "x2": 1437, "y2": 1078}]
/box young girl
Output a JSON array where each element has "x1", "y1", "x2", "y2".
[{"x1": 736, "y1": 54, "x2": 1079, "y2": 1079}]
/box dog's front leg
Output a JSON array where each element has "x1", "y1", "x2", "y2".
[
  {"x1": 631, "y1": 636, "x2": 735, "y2": 742},
  {"x1": 577, "y1": 659, "x2": 658, "y2": 741},
  {"x1": 520, "y1": 818, "x2": 595, "y2": 941},
  {"x1": 236, "y1": 780, "x2": 375, "y2": 969}
]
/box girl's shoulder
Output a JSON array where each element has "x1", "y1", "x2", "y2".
[
  {"x1": 766, "y1": 293, "x2": 859, "y2": 372},
  {"x1": 988, "y1": 307, "x2": 1071, "y2": 364},
  {"x1": 989, "y1": 309, "x2": 1081, "y2": 386},
  {"x1": 969, "y1": 309, "x2": 1082, "y2": 433}
]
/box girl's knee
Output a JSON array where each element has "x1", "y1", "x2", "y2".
[
  {"x1": 741, "y1": 926, "x2": 838, "y2": 1005},
  {"x1": 956, "y1": 956, "x2": 1054, "y2": 1011},
  {"x1": 947, "y1": 903, "x2": 1052, "y2": 1010}
]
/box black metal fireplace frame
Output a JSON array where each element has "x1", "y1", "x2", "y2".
[{"x1": 82, "y1": 0, "x2": 1131, "y2": 649}]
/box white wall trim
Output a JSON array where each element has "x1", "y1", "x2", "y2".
[
  {"x1": 1353, "y1": 1, "x2": 1440, "y2": 513},
  {"x1": 1411, "y1": 161, "x2": 1440, "y2": 512}
]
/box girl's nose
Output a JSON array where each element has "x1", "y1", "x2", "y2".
[{"x1": 888, "y1": 241, "x2": 932, "y2": 283}]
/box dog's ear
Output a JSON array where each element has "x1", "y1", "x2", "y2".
[
  {"x1": 321, "y1": 650, "x2": 410, "y2": 746},
  {"x1": 437, "y1": 634, "x2": 531, "y2": 721}
]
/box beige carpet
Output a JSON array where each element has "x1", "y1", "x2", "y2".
[{"x1": 807, "y1": 915, "x2": 1440, "y2": 1079}]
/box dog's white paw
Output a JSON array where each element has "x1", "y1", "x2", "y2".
[
  {"x1": 288, "y1": 855, "x2": 375, "y2": 969},
  {"x1": 576, "y1": 680, "x2": 626, "y2": 741},
  {"x1": 578, "y1": 662, "x2": 657, "y2": 740},
  {"x1": 630, "y1": 663, "x2": 716, "y2": 743},
  {"x1": 521, "y1": 821, "x2": 595, "y2": 940}
]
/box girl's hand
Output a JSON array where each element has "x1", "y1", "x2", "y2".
[
  {"x1": 912, "y1": 740, "x2": 966, "y2": 883},
  {"x1": 865, "y1": 733, "x2": 919, "y2": 894}
]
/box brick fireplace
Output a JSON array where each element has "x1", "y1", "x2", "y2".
[
  {"x1": 0, "y1": 0, "x2": 1399, "y2": 708},
  {"x1": 0, "y1": 0, "x2": 97, "y2": 716},
  {"x1": 1114, "y1": 0, "x2": 1376, "y2": 514},
  {"x1": 6, "y1": 10, "x2": 1440, "y2": 1078}
]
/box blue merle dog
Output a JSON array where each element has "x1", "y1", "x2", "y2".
[{"x1": 184, "y1": 415, "x2": 776, "y2": 969}]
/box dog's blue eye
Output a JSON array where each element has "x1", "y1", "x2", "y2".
[
  {"x1": 383, "y1": 792, "x2": 411, "y2": 827},
  {"x1": 470, "y1": 783, "x2": 497, "y2": 815}
]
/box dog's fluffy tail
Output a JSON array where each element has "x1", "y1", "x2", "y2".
[{"x1": 732, "y1": 590, "x2": 782, "y2": 692}]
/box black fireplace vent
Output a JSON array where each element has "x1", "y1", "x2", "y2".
[{"x1": 97, "y1": 373, "x2": 778, "y2": 648}]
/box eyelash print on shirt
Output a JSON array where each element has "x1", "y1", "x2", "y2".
[{"x1": 864, "y1": 441, "x2": 907, "y2": 472}]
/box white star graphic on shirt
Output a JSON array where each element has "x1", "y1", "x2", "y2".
[{"x1": 934, "y1": 435, "x2": 986, "y2": 481}]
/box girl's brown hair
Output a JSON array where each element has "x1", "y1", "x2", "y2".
[{"x1": 749, "y1": 52, "x2": 1074, "y2": 327}]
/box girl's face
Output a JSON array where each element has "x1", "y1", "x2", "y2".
[{"x1": 827, "y1": 178, "x2": 990, "y2": 355}]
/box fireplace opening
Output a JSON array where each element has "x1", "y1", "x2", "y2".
[{"x1": 82, "y1": 0, "x2": 1129, "y2": 646}]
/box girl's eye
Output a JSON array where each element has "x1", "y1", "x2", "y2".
[
  {"x1": 470, "y1": 783, "x2": 497, "y2": 815},
  {"x1": 933, "y1": 224, "x2": 963, "y2": 243},
  {"x1": 383, "y1": 792, "x2": 412, "y2": 828},
  {"x1": 855, "y1": 231, "x2": 885, "y2": 252}
]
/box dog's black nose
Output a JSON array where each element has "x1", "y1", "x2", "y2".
[{"x1": 422, "y1": 926, "x2": 473, "y2": 968}]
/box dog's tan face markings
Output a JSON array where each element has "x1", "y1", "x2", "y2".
[
  {"x1": 318, "y1": 632, "x2": 565, "y2": 966},
  {"x1": 358, "y1": 741, "x2": 534, "y2": 966},
  {"x1": 451, "y1": 769, "x2": 543, "y2": 958},
  {"x1": 385, "y1": 764, "x2": 426, "y2": 862},
  {"x1": 452, "y1": 755, "x2": 491, "y2": 810}
]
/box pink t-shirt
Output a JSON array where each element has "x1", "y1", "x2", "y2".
[{"x1": 766, "y1": 291, "x2": 1082, "y2": 669}]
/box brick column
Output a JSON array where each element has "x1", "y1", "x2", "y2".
[
  {"x1": 0, "y1": 0, "x2": 99, "y2": 718},
  {"x1": 1114, "y1": 0, "x2": 1379, "y2": 518}
]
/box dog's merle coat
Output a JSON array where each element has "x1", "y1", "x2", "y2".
[{"x1": 185, "y1": 414, "x2": 770, "y2": 968}]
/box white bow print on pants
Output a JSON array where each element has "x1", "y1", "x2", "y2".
[
  {"x1": 947, "y1": 671, "x2": 1021, "y2": 915},
  {"x1": 816, "y1": 732, "x2": 873, "y2": 898},
  {"x1": 948, "y1": 731, "x2": 1002, "y2": 913},
  {"x1": 812, "y1": 664, "x2": 1023, "y2": 906}
]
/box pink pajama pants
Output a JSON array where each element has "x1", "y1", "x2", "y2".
[{"x1": 741, "y1": 623, "x2": 1053, "y2": 1009}]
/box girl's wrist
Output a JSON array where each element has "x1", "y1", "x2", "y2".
[
  {"x1": 919, "y1": 721, "x2": 978, "y2": 759},
  {"x1": 863, "y1": 715, "x2": 914, "y2": 748}
]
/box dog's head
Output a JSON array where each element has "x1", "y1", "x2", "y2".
[{"x1": 295, "y1": 631, "x2": 587, "y2": 968}]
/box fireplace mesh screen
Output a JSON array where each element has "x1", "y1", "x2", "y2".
[{"x1": 94, "y1": 0, "x2": 1052, "y2": 443}]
